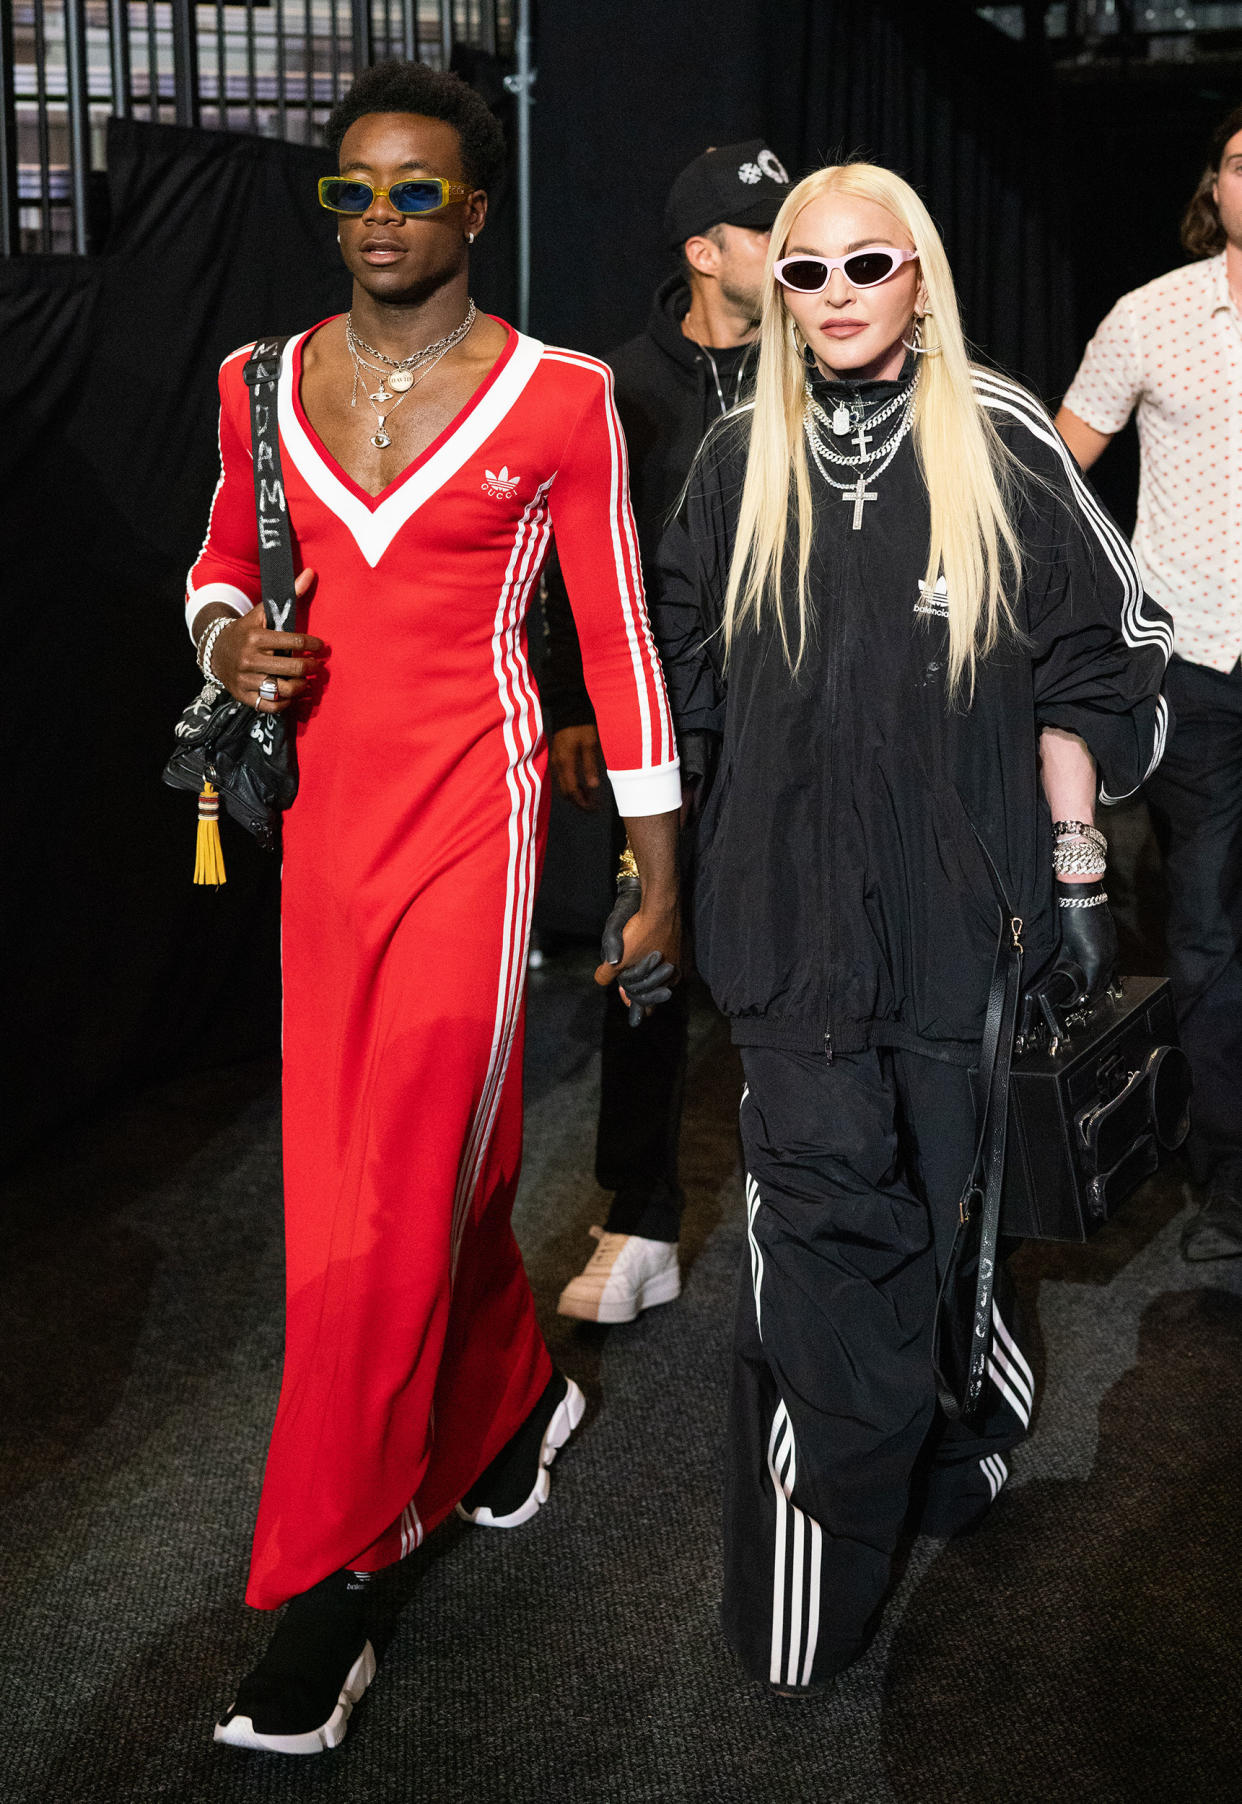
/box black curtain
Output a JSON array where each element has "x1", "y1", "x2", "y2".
[
  {"x1": 1, "y1": 121, "x2": 347, "y2": 1163},
  {"x1": 1055, "y1": 70, "x2": 1235, "y2": 536},
  {"x1": 530, "y1": 0, "x2": 1076, "y2": 396},
  {"x1": 3, "y1": 114, "x2": 519, "y2": 1168}
]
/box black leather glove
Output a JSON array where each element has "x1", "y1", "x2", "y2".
[
  {"x1": 600, "y1": 873, "x2": 641, "y2": 966},
  {"x1": 1019, "y1": 878, "x2": 1118, "y2": 1042},
  {"x1": 1053, "y1": 877, "x2": 1118, "y2": 1001},
  {"x1": 600, "y1": 874, "x2": 677, "y2": 1026}
]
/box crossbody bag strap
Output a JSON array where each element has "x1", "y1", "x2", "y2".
[
  {"x1": 242, "y1": 338, "x2": 296, "y2": 634},
  {"x1": 959, "y1": 829, "x2": 1026, "y2": 1416}
]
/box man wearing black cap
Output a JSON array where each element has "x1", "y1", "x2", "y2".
[{"x1": 546, "y1": 140, "x2": 791, "y2": 1325}]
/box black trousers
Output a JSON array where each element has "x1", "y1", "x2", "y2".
[
  {"x1": 595, "y1": 807, "x2": 690, "y2": 1244},
  {"x1": 724, "y1": 1045, "x2": 1032, "y2": 1690},
  {"x1": 597, "y1": 979, "x2": 688, "y2": 1241},
  {"x1": 1143, "y1": 656, "x2": 1242, "y2": 1188}
]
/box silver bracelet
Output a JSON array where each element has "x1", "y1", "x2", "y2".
[
  {"x1": 1052, "y1": 843, "x2": 1107, "y2": 877},
  {"x1": 1052, "y1": 819, "x2": 1107, "y2": 854},
  {"x1": 1058, "y1": 890, "x2": 1109, "y2": 908},
  {"x1": 197, "y1": 616, "x2": 231, "y2": 683}
]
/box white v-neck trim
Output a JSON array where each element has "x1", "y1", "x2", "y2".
[{"x1": 277, "y1": 327, "x2": 545, "y2": 568}]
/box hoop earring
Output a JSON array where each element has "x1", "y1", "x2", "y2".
[
  {"x1": 465, "y1": 231, "x2": 476, "y2": 244},
  {"x1": 901, "y1": 313, "x2": 941, "y2": 357}
]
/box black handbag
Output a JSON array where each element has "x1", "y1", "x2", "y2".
[
  {"x1": 162, "y1": 338, "x2": 299, "y2": 866},
  {"x1": 932, "y1": 850, "x2": 1191, "y2": 1421},
  {"x1": 1003, "y1": 975, "x2": 1190, "y2": 1242}
]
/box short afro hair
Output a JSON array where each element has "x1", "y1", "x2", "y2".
[{"x1": 325, "y1": 59, "x2": 506, "y2": 193}]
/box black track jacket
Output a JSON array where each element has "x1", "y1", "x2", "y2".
[{"x1": 654, "y1": 364, "x2": 1173, "y2": 1063}]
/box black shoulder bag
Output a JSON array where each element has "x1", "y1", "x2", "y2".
[
  {"x1": 931, "y1": 871, "x2": 1025, "y2": 1422},
  {"x1": 162, "y1": 339, "x2": 300, "y2": 873},
  {"x1": 933, "y1": 847, "x2": 1191, "y2": 1421}
]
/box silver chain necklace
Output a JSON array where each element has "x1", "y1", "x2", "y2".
[
  {"x1": 345, "y1": 301, "x2": 477, "y2": 449},
  {"x1": 803, "y1": 368, "x2": 919, "y2": 467},
  {"x1": 803, "y1": 382, "x2": 918, "y2": 530},
  {"x1": 701, "y1": 345, "x2": 752, "y2": 418}
]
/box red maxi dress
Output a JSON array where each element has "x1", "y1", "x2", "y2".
[{"x1": 187, "y1": 320, "x2": 680, "y2": 1609}]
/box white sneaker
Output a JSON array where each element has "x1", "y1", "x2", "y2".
[{"x1": 556, "y1": 1226, "x2": 682, "y2": 1324}]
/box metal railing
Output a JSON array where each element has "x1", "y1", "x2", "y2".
[
  {"x1": 977, "y1": 1, "x2": 1242, "y2": 58},
  {"x1": 1, "y1": 0, "x2": 513, "y2": 255}
]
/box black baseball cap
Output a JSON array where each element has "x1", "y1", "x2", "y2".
[{"x1": 664, "y1": 139, "x2": 792, "y2": 248}]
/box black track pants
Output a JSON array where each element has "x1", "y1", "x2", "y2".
[{"x1": 725, "y1": 1045, "x2": 1033, "y2": 1690}]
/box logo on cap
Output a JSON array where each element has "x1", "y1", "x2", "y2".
[
  {"x1": 738, "y1": 161, "x2": 761, "y2": 185},
  {"x1": 758, "y1": 149, "x2": 790, "y2": 184}
]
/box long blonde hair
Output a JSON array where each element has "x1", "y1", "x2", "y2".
[{"x1": 723, "y1": 162, "x2": 1021, "y2": 698}]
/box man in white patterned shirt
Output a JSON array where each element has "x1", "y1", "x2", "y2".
[{"x1": 1056, "y1": 105, "x2": 1242, "y2": 1260}]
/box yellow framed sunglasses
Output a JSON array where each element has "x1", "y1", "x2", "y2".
[{"x1": 318, "y1": 175, "x2": 473, "y2": 216}]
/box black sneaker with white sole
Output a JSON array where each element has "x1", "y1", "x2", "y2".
[
  {"x1": 456, "y1": 1371, "x2": 585, "y2": 1528},
  {"x1": 214, "y1": 1569, "x2": 376, "y2": 1756}
]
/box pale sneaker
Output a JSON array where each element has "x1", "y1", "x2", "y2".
[{"x1": 556, "y1": 1226, "x2": 682, "y2": 1324}]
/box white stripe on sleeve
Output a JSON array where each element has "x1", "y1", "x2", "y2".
[{"x1": 185, "y1": 579, "x2": 254, "y2": 638}]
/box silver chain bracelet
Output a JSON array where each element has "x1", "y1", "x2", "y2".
[
  {"x1": 1058, "y1": 890, "x2": 1109, "y2": 908},
  {"x1": 1052, "y1": 819, "x2": 1107, "y2": 854},
  {"x1": 197, "y1": 616, "x2": 231, "y2": 684},
  {"x1": 1052, "y1": 842, "x2": 1107, "y2": 876}
]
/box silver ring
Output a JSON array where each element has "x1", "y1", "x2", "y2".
[{"x1": 258, "y1": 678, "x2": 279, "y2": 702}]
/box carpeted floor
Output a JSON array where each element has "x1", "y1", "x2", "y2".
[{"x1": 2, "y1": 938, "x2": 1239, "y2": 1804}]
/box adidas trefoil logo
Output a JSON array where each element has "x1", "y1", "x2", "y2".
[
  {"x1": 915, "y1": 574, "x2": 949, "y2": 617},
  {"x1": 482, "y1": 464, "x2": 520, "y2": 499}
]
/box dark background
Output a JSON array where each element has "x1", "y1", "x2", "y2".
[
  {"x1": 3, "y1": 0, "x2": 1236, "y2": 1165},
  {"x1": 532, "y1": 0, "x2": 1076, "y2": 393}
]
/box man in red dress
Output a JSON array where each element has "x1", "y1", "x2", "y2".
[{"x1": 187, "y1": 60, "x2": 680, "y2": 1754}]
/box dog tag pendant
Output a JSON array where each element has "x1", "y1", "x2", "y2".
[
  {"x1": 387, "y1": 369, "x2": 414, "y2": 392},
  {"x1": 832, "y1": 403, "x2": 851, "y2": 435},
  {"x1": 371, "y1": 428, "x2": 391, "y2": 449}
]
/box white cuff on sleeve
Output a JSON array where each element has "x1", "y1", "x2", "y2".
[
  {"x1": 185, "y1": 581, "x2": 255, "y2": 641},
  {"x1": 606, "y1": 757, "x2": 682, "y2": 818}
]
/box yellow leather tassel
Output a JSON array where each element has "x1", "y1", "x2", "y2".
[{"x1": 194, "y1": 781, "x2": 227, "y2": 887}]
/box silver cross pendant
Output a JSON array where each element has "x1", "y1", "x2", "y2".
[{"x1": 843, "y1": 477, "x2": 877, "y2": 530}]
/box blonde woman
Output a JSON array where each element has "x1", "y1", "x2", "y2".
[{"x1": 655, "y1": 163, "x2": 1172, "y2": 1693}]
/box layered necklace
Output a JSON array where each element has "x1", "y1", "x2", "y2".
[
  {"x1": 802, "y1": 364, "x2": 920, "y2": 530},
  {"x1": 346, "y1": 300, "x2": 477, "y2": 449}
]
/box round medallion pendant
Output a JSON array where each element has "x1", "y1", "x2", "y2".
[
  {"x1": 387, "y1": 369, "x2": 414, "y2": 392},
  {"x1": 371, "y1": 429, "x2": 391, "y2": 449}
]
